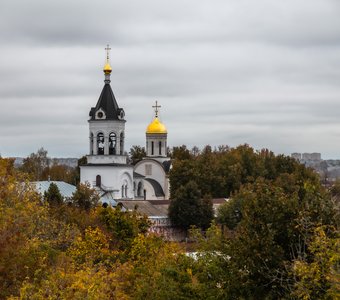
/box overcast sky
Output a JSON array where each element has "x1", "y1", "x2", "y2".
[{"x1": 0, "y1": 0, "x2": 340, "y2": 159}]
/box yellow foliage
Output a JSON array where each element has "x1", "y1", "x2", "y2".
[{"x1": 292, "y1": 226, "x2": 340, "y2": 299}]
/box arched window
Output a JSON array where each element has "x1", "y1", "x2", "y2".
[
  {"x1": 120, "y1": 132, "x2": 124, "y2": 155},
  {"x1": 109, "y1": 132, "x2": 116, "y2": 155},
  {"x1": 121, "y1": 185, "x2": 124, "y2": 198},
  {"x1": 97, "y1": 133, "x2": 104, "y2": 155},
  {"x1": 159, "y1": 141, "x2": 162, "y2": 155},
  {"x1": 90, "y1": 133, "x2": 94, "y2": 155},
  {"x1": 137, "y1": 182, "x2": 143, "y2": 197},
  {"x1": 151, "y1": 141, "x2": 154, "y2": 155},
  {"x1": 96, "y1": 175, "x2": 101, "y2": 187}
]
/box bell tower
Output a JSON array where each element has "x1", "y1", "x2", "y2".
[
  {"x1": 87, "y1": 45, "x2": 127, "y2": 164},
  {"x1": 80, "y1": 45, "x2": 134, "y2": 201}
]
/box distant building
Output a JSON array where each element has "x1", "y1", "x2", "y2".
[
  {"x1": 291, "y1": 152, "x2": 321, "y2": 162},
  {"x1": 291, "y1": 153, "x2": 301, "y2": 160},
  {"x1": 302, "y1": 152, "x2": 321, "y2": 161}
]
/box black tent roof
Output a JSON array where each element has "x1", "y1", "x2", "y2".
[{"x1": 89, "y1": 83, "x2": 123, "y2": 120}]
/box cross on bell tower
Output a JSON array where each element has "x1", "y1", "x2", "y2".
[{"x1": 105, "y1": 44, "x2": 111, "y2": 63}]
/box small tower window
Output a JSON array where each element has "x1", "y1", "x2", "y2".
[
  {"x1": 97, "y1": 133, "x2": 104, "y2": 155},
  {"x1": 109, "y1": 132, "x2": 116, "y2": 155},
  {"x1": 90, "y1": 133, "x2": 94, "y2": 155},
  {"x1": 151, "y1": 141, "x2": 154, "y2": 155},
  {"x1": 120, "y1": 132, "x2": 124, "y2": 155},
  {"x1": 96, "y1": 175, "x2": 101, "y2": 187},
  {"x1": 159, "y1": 141, "x2": 162, "y2": 155}
]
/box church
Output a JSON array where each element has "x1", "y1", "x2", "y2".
[{"x1": 80, "y1": 47, "x2": 171, "y2": 205}]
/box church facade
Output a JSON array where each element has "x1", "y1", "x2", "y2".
[{"x1": 80, "y1": 47, "x2": 170, "y2": 204}]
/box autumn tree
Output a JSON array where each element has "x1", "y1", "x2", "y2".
[
  {"x1": 20, "y1": 147, "x2": 50, "y2": 180},
  {"x1": 292, "y1": 226, "x2": 340, "y2": 299},
  {"x1": 71, "y1": 182, "x2": 99, "y2": 210},
  {"x1": 99, "y1": 206, "x2": 150, "y2": 249},
  {"x1": 0, "y1": 158, "x2": 78, "y2": 298}
]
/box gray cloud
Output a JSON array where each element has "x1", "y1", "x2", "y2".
[{"x1": 0, "y1": 0, "x2": 340, "y2": 159}]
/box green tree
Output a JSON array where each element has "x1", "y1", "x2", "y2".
[
  {"x1": 99, "y1": 206, "x2": 150, "y2": 250},
  {"x1": 129, "y1": 145, "x2": 146, "y2": 165},
  {"x1": 44, "y1": 182, "x2": 63, "y2": 206},
  {"x1": 215, "y1": 176, "x2": 338, "y2": 298},
  {"x1": 71, "y1": 182, "x2": 99, "y2": 211},
  {"x1": 168, "y1": 181, "x2": 213, "y2": 230},
  {"x1": 170, "y1": 145, "x2": 192, "y2": 160}
]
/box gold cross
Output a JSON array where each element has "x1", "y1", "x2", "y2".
[{"x1": 152, "y1": 101, "x2": 161, "y2": 117}]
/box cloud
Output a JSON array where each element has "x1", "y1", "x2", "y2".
[{"x1": 0, "y1": 0, "x2": 339, "y2": 158}]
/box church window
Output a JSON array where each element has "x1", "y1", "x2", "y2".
[
  {"x1": 96, "y1": 175, "x2": 101, "y2": 187},
  {"x1": 159, "y1": 141, "x2": 162, "y2": 155},
  {"x1": 151, "y1": 141, "x2": 154, "y2": 155},
  {"x1": 97, "y1": 133, "x2": 104, "y2": 155},
  {"x1": 121, "y1": 185, "x2": 124, "y2": 198},
  {"x1": 109, "y1": 132, "x2": 116, "y2": 155},
  {"x1": 120, "y1": 132, "x2": 124, "y2": 155},
  {"x1": 137, "y1": 182, "x2": 143, "y2": 197},
  {"x1": 145, "y1": 164, "x2": 152, "y2": 175}
]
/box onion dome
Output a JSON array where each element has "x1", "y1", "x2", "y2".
[
  {"x1": 146, "y1": 117, "x2": 167, "y2": 134},
  {"x1": 103, "y1": 62, "x2": 112, "y2": 74},
  {"x1": 103, "y1": 44, "x2": 112, "y2": 75}
]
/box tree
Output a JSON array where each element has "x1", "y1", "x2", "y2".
[
  {"x1": 42, "y1": 162, "x2": 79, "y2": 185},
  {"x1": 129, "y1": 145, "x2": 146, "y2": 165},
  {"x1": 292, "y1": 226, "x2": 340, "y2": 299},
  {"x1": 170, "y1": 145, "x2": 192, "y2": 160},
  {"x1": 44, "y1": 182, "x2": 63, "y2": 206},
  {"x1": 168, "y1": 181, "x2": 213, "y2": 230},
  {"x1": 0, "y1": 158, "x2": 76, "y2": 298},
  {"x1": 71, "y1": 182, "x2": 99, "y2": 210},
  {"x1": 20, "y1": 147, "x2": 50, "y2": 180},
  {"x1": 215, "y1": 176, "x2": 338, "y2": 298},
  {"x1": 99, "y1": 206, "x2": 150, "y2": 250}
]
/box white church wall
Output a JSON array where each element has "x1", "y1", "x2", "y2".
[
  {"x1": 80, "y1": 165, "x2": 134, "y2": 199},
  {"x1": 134, "y1": 159, "x2": 167, "y2": 190},
  {"x1": 87, "y1": 155, "x2": 127, "y2": 164}
]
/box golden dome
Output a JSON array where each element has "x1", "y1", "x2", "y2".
[
  {"x1": 146, "y1": 117, "x2": 167, "y2": 134},
  {"x1": 103, "y1": 62, "x2": 112, "y2": 74}
]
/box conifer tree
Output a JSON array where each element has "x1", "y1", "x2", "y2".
[{"x1": 44, "y1": 182, "x2": 63, "y2": 206}]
